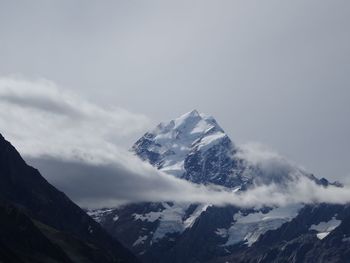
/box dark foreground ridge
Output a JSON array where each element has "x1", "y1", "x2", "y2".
[{"x1": 0, "y1": 134, "x2": 138, "y2": 263}]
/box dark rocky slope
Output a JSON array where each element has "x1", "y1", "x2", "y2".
[
  {"x1": 0, "y1": 134, "x2": 138, "y2": 263},
  {"x1": 210, "y1": 204, "x2": 350, "y2": 263}
]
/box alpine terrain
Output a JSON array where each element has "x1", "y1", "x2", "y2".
[{"x1": 89, "y1": 110, "x2": 350, "y2": 263}]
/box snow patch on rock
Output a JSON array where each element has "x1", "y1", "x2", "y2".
[
  {"x1": 309, "y1": 216, "x2": 341, "y2": 240},
  {"x1": 133, "y1": 202, "x2": 209, "y2": 242},
  {"x1": 216, "y1": 205, "x2": 302, "y2": 247},
  {"x1": 133, "y1": 235, "x2": 148, "y2": 247},
  {"x1": 87, "y1": 208, "x2": 113, "y2": 223}
]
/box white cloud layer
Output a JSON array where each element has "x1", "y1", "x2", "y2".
[
  {"x1": 28, "y1": 156, "x2": 350, "y2": 209},
  {"x1": 1, "y1": 76, "x2": 350, "y2": 209},
  {"x1": 0, "y1": 76, "x2": 151, "y2": 163}
]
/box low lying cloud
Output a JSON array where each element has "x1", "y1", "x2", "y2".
[
  {"x1": 236, "y1": 142, "x2": 312, "y2": 185},
  {"x1": 1, "y1": 76, "x2": 350, "y2": 209},
  {"x1": 27, "y1": 156, "x2": 350, "y2": 209}
]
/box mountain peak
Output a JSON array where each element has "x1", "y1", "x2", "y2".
[
  {"x1": 155, "y1": 110, "x2": 224, "y2": 137},
  {"x1": 184, "y1": 109, "x2": 200, "y2": 117},
  {"x1": 132, "y1": 111, "x2": 330, "y2": 188},
  {"x1": 132, "y1": 111, "x2": 236, "y2": 182}
]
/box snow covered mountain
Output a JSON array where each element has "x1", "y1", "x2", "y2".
[
  {"x1": 132, "y1": 110, "x2": 328, "y2": 188},
  {"x1": 132, "y1": 109, "x2": 242, "y2": 187},
  {"x1": 89, "y1": 110, "x2": 343, "y2": 263}
]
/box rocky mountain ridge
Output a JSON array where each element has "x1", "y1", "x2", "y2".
[{"x1": 90, "y1": 110, "x2": 346, "y2": 263}]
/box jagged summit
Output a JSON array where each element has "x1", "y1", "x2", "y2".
[
  {"x1": 94, "y1": 113, "x2": 345, "y2": 263},
  {"x1": 154, "y1": 109, "x2": 224, "y2": 138},
  {"x1": 177, "y1": 109, "x2": 200, "y2": 119},
  {"x1": 132, "y1": 111, "x2": 334, "y2": 188},
  {"x1": 132, "y1": 110, "x2": 241, "y2": 186}
]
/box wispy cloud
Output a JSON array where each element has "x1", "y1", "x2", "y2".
[
  {"x1": 28, "y1": 156, "x2": 350, "y2": 209},
  {"x1": 0, "y1": 76, "x2": 151, "y2": 163},
  {"x1": 1, "y1": 76, "x2": 350, "y2": 209}
]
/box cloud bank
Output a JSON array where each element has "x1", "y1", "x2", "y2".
[
  {"x1": 28, "y1": 156, "x2": 350, "y2": 209},
  {"x1": 1, "y1": 76, "x2": 350, "y2": 209},
  {"x1": 0, "y1": 76, "x2": 151, "y2": 163}
]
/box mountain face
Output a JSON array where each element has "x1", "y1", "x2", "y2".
[
  {"x1": 132, "y1": 109, "x2": 243, "y2": 187},
  {"x1": 132, "y1": 110, "x2": 329, "y2": 189},
  {"x1": 0, "y1": 134, "x2": 138, "y2": 263},
  {"x1": 210, "y1": 203, "x2": 350, "y2": 263},
  {"x1": 90, "y1": 110, "x2": 347, "y2": 263}
]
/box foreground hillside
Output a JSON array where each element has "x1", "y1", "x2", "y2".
[{"x1": 0, "y1": 134, "x2": 138, "y2": 263}]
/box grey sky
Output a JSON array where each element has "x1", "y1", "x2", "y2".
[{"x1": 0, "y1": 0, "x2": 350, "y2": 182}]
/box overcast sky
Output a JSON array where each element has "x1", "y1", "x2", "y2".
[{"x1": 0, "y1": 0, "x2": 350, "y2": 182}]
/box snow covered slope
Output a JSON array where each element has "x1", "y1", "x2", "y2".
[
  {"x1": 132, "y1": 110, "x2": 328, "y2": 188},
  {"x1": 90, "y1": 110, "x2": 341, "y2": 263},
  {"x1": 133, "y1": 110, "x2": 248, "y2": 188},
  {"x1": 132, "y1": 110, "x2": 238, "y2": 182}
]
